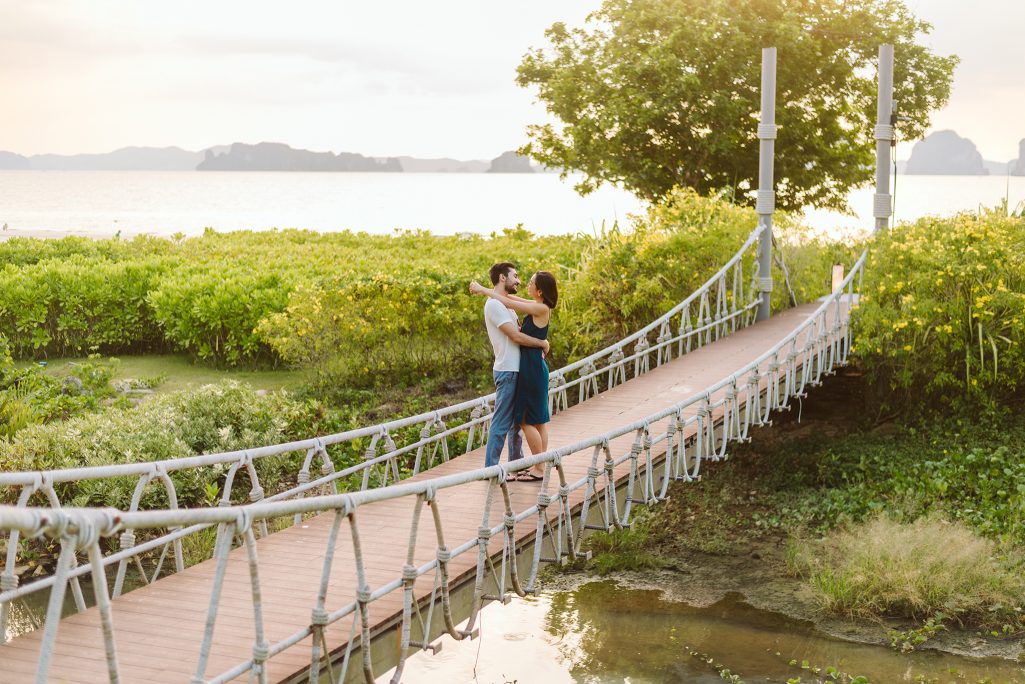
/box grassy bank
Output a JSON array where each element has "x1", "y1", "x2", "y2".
[{"x1": 15, "y1": 354, "x2": 308, "y2": 394}]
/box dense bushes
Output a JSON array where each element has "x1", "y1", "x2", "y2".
[
  {"x1": 854, "y1": 210, "x2": 1025, "y2": 407},
  {"x1": 0, "y1": 228, "x2": 587, "y2": 365}
]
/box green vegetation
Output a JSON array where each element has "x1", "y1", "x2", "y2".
[
  {"x1": 578, "y1": 506, "x2": 666, "y2": 575},
  {"x1": 0, "y1": 227, "x2": 586, "y2": 365},
  {"x1": 789, "y1": 516, "x2": 1025, "y2": 627},
  {"x1": 517, "y1": 0, "x2": 956, "y2": 210},
  {"x1": 1, "y1": 356, "x2": 125, "y2": 439},
  {"x1": 854, "y1": 209, "x2": 1025, "y2": 408}
]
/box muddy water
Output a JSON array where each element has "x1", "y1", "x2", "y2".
[{"x1": 386, "y1": 581, "x2": 1025, "y2": 684}]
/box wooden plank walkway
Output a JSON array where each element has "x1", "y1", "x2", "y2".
[{"x1": 0, "y1": 303, "x2": 828, "y2": 683}]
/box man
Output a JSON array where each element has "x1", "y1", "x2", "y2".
[{"x1": 481, "y1": 262, "x2": 550, "y2": 469}]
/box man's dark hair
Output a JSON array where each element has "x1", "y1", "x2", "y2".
[
  {"x1": 534, "y1": 271, "x2": 558, "y2": 309},
  {"x1": 489, "y1": 262, "x2": 516, "y2": 286}
]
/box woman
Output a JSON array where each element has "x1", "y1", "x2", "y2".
[{"x1": 470, "y1": 271, "x2": 558, "y2": 480}]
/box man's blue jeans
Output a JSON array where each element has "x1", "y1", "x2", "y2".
[{"x1": 485, "y1": 371, "x2": 523, "y2": 468}]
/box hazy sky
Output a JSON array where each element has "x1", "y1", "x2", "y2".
[{"x1": 1, "y1": 0, "x2": 1021, "y2": 161}]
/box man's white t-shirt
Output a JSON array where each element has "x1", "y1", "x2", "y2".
[{"x1": 484, "y1": 298, "x2": 520, "y2": 372}]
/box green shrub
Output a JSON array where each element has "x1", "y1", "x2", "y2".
[
  {"x1": 0, "y1": 357, "x2": 124, "y2": 439},
  {"x1": 854, "y1": 210, "x2": 1025, "y2": 407},
  {"x1": 148, "y1": 265, "x2": 292, "y2": 364},
  {"x1": 0, "y1": 255, "x2": 172, "y2": 357}
]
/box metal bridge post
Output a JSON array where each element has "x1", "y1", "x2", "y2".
[
  {"x1": 874, "y1": 44, "x2": 895, "y2": 233},
  {"x1": 756, "y1": 47, "x2": 777, "y2": 321}
]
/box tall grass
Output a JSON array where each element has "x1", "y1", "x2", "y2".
[{"x1": 789, "y1": 516, "x2": 1025, "y2": 625}]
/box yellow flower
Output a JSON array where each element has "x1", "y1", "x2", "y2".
[{"x1": 903, "y1": 345, "x2": 912, "y2": 352}]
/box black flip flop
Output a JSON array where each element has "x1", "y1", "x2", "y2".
[{"x1": 516, "y1": 471, "x2": 544, "y2": 482}]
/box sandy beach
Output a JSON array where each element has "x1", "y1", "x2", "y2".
[{"x1": 0, "y1": 226, "x2": 148, "y2": 242}]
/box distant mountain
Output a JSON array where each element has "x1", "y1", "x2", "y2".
[
  {"x1": 1012, "y1": 139, "x2": 1025, "y2": 176},
  {"x1": 905, "y1": 130, "x2": 988, "y2": 175},
  {"x1": 0, "y1": 143, "x2": 542, "y2": 173},
  {"x1": 29, "y1": 146, "x2": 202, "y2": 170},
  {"x1": 0, "y1": 151, "x2": 29, "y2": 170},
  {"x1": 198, "y1": 142, "x2": 400, "y2": 172},
  {"x1": 486, "y1": 151, "x2": 534, "y2": 173},
  {"x1": 394, "y1": 156, "x2": 489, "y2": 173}
]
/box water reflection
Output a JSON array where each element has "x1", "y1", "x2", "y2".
[{"x1": 390, "y1": 580, "x2": 1025, "y2": 683}]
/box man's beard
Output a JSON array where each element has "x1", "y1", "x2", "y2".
[{"x1": 507, "y1": 283, "x2": 518, "y2": 294}]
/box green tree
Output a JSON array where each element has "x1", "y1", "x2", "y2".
[{"x1": 516, "y1": 0, "x2": 957, "y2": 211}]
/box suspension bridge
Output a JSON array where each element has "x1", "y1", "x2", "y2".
[{"x1": 0, "y1": 44, "x2": 896, "y2": 684}]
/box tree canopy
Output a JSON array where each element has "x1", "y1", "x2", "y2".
[{"x1": 516, "y1": 0, "x2": 957, "y2": 211}]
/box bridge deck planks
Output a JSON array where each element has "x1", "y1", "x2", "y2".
[{"x1": 0, "y1": 303, "x2": 831, "y2": 683}]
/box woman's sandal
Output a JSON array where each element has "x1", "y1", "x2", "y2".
[{"x1": 516, "y1": 471, "x2": 544, "y2": 482}]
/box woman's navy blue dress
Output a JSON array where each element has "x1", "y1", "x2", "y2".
[{"x1": 514, "y1": 314, "x2": 550, "y2": 425}]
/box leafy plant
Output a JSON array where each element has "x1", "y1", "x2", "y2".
[{"x1": 854, "y1": 210, "x2": 1025, "y2": 408}]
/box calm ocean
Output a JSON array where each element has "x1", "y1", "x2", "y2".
[{"x1": 1, "y1": 170, "x2": 1023, "y2": 241}]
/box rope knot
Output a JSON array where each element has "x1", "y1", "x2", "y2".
[
  {"x1": 235, "y1": 510, "x2": 254, "y2": 534},
  {"x1": 297, "y1": 471, "x2": 311, "y2": 485},
  {"x1": 311, "y1": 608, "x2": 329, "y2": 626},
  {"x1": 402, "y1": 564, "x2": 418, "y2": 583},
  {"x1": 477, "y1": 527, "x2": 492, "y2": 541},
  {"x1": 248, "y1": 486, "x2": 265, "y2": 503},
  {"x1": 504, "y1": 515, "x2": 516, "y2": 529},
  {"x1": 537, "y1": 493, "x2": 552, "y2": 508},
  {"x1": 252, "y1": 643, "x2": 270, "y2": 663},
  {"x1": 436, "y1": 547, "x2": 451, "y2": 563},
  {"x1": 357, "y1": 586, "x2": 372, "y2": 603},
  {"x1": 586, "y1": 466, "x2": 600, "y2": 479},
  {"x1": 119, "y1": 531, "x2": 137, "y2": 550},
  {"x1": 1, "y1": 572, "x2": 18, "y2": 592}
]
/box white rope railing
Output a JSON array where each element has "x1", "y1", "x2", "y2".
[
  {"x1": 0, "y1": 225, "x2": 766, "y2": 639},
  {"x1": 0, "y1": 248, "x2": 867, "y2": 683}
]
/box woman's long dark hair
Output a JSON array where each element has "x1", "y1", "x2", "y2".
[{"x1": 534, "y1": 271, "x2": 558, "y2": 309}]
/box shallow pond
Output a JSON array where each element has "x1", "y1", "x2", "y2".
[{"x1": 386, "y1": 580, "x2": 1025, "y2": 684}]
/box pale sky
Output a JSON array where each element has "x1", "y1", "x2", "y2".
[{"x1": 1, "y1": 0, "x2": 1022, "y2": 162}]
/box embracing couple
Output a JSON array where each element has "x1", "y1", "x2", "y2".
[{"x1": 470, "y1": 262, "x2": 558, "y2": 482}]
